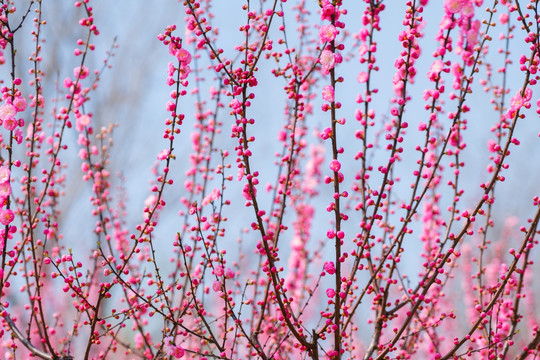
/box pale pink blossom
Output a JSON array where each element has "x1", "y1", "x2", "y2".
[
  {"x1": 0, "y1": 167, "x2": 10, "y2": 184},
  {"x1": 0, "y1": 182, "x2": 11, "y2": 198},
  {"x1": 320, "y1": 49, "x2": 335, "y2": 73},
  {"x1": 157, "y1": 149, "x2": 170, "y2": 160},
  {"x1": 0, "y1": 104, "x2": 16, "y2": 121},
  {"x1": 357, "y1": 71, "x2": 368, "y2": 83},
  {"x1": 321, "y1": 85, "x2": 335, "y2": 102},
  {"x1": 319, "y1": 24, "x2": 338, "y2": 43},
  {"x1": 444, "y1": 0, "x2": 468, "y2": 14}
]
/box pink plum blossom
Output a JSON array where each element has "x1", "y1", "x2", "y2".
[
  {"x1": 0, "y1": 167, "x2": 10, "y2": 184},
  {"x1": 0, "y1": 209, "x2": 14, "y2": 226},
  {"x1": 163, "y1": 337, "x2": 185, "y2": 358},
  {"x1": 320, "y1": 49, "x2": 335, "y2": 73},
  {"x1": 319, "y1": 24, "x2": 338, "y2": 43},
  {"x1": 0, "y1": 104, "x2": 16, "y2": 121},
  {"x1": 322, "y1": 85, "x2": 335, "y2": 102}
]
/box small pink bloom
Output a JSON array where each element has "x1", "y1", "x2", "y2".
[
  {"x1": 213, "y1": 264, "x2": 224, "y2": 276},
  {"x1": 322, "y1": 85, "x2": 335, "y2": 102},
  {"x1": 74, "y1": 65, "x2": 90, "y2": 80},
  {"x1": 163, "y1": 337, "x2": 185, "y2": 359},
  {"x1": 499, "y1": 13, "x2": 509, "y2": 25},
  {"x1": 326, "y1": 288, "x2": 336, "y2": 298},
  {"x1": 523, "y1": 87, "x2": 533, "y2": 102},
  {"x1": 0, "y1": 183, "x2": 11, "y2": 198},
  {"x1": 3, "y1": 117, "x2": 18, "y2": 131},
  {"x1": 157, "y1": 149, "x2": 170, "y2": 160},
  {"x1": 357, "y1": 71, "x2": 368, "y2": 83},
  {"x1": 487, "y1": 139, "x2": 498, "y2": 153},
  {"x1": 242, "y1": 183, "x2": 255, "y2": 201},
  {"x1": 76, "y1": 114, "x2": 91, "y2": 131},
  {"x1": 319, "y1": 24, "x2": 338, "y2": 43},
  {"x1": 212, "y1": 280, "x2": 221, "y2": 292},
  {"x1": 225, "y1": 268, "x2": 235, "y2": 279},
  {"x1": 176, "y1": 48, "x2": 192, "y2": 64},
  {"x1": 166, "y1": 101, "x2": 176, "y2": 112},
  {"x1": 329, "y1": 159, "x2": 341, "y2": 172},
  {"x1": 178, "y1": 64, "x2": 191, "y2": 80},
  {"x1": 63, "y1": 77, "x2": 73, "y2": 89},
  {"x1": 0, "y1": 209, "x2": 14, "y2": 226},
  {"x1": 0, "y1": 167, "x2": 10, "y2": 184},
  {"x1": 12, "y1": 97, "x2": 27, "y2": 112},
  {"x1": 320, "y1": 49, "x2": 335, "y2": 73},
  {"x1": 324, "y1": 261, "x2": 336, "y2": 275},
  {"x1": 0, "y1": 104, "x2": 16, "y2": 121},
  {"x1": 444, "y1": 0, "x2": 467, "y2": 14},
  {"x1": 14, "y1": 129, "x2": 23, "y2": 144}
]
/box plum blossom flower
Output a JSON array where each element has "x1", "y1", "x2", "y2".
[
  {"x1": 76, "y1": 114, "x2": 91, "y2": 132},
  {"x1": 0, "y1": 104, "x2": 16, "y2": 122},
  {"x1": 329, "y1": 159, "x2": 341, "y2": 172},
  {"x1": 163, "y1": 337, "x2": 185, "y2": 358},
  {"x1": 319, "y1": 24, "x2": 338, "y2": 43},
  {"x1": 0, "y1": 167, "x2": 10, "y2": 184},
  {"x1": 74, "y1": 65, "x2": 90, "y2": 80},
  {"x1": 322, "y1": 85, "x2": 335, "y2": 102},
  {"x1": 444, "y1": 0, "x2": 468, "y2": 14},
  {"x1": 320, "y1": 49, "x2": 335, "y2": 74},
  {"x1": 157, "y1": 149, "x2": 170, "y2": 160},
  {"x1": 506, "y1": 88, "x2": 533, "y2": 119},
  {"x1": 213, "y1": 264, "x2": 224, "y2": 276},
  {"x1": 0, "y1": 183, "x2": 11, "y2": 198},
  {"x1": 176, "y1": 48, "x2": 191, "y2": 64},
  {"x1": 357, "y1": 71, "x2": 368, "y2": 83},
  {"x1": 242, "y1": 183, "x2": 256, "y2": 201},
  {"x1": 324, "y1": 261, "x2": 336, "y2": 275},
  {"x1": 2, "y1": 117, "x2": 17, "y2": 131},
  {"x1": 166, "y1": 101, "x2": 176, "y2": 112},
  {"x1": 12, "y1": 97, "x2": 27, "y2": 112},
  {"x1": 0, "y1": 209, "x2": 14, "y2": 226}
]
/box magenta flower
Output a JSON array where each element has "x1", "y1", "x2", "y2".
[
  {"x1": 329, "y1": 159, "x2": 341, "y2": 172},
  {"x1": 176, "y1": 48, "x2": 192, "y2": 64},
  {"x1": 163, "y1": 337, "x2": 185, "y2": 358},
  {"x1": 3, "y1": 117, "x2": 18, "y2": 131},
  {"x1": 0, "y1": 209, "x2": 14, "y2": 226},
  {"x1": 506, "y1": 88, "x2": 532, "y2": 119},
  {"x1": 74, "y1": 65, "x2": 90, "y2": 80},
  {"x1": 324, "y1": 261, "x2": 336, "y2": 275}
]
